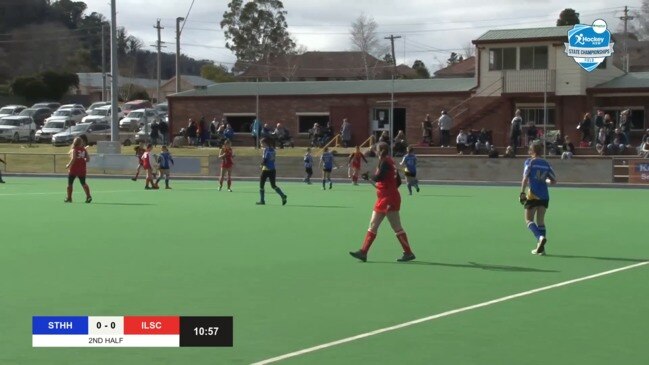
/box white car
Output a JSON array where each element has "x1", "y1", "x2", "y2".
[
  {"x1": 81, "y1": 105, "x2": 123, "y2": 124},
  {"x1": 0, "y1": 105, "x2": 28, "y2": 117},
  {"x1": 0, "y1": 116, "x2": 37, "y2": 142},
  {"x1": 35, "y1": 119, "x2": 76, "y2": 142},
  {"x1": 87, "y1": 101, "x2": 110, "y2": 112},
  {"x1": 119, "y1": 108, "x2": 160, "y2": 131},
  {"x1": 46, "y1": 108, "x2": 86, "y2": 125},
  {"x1": 58, "y1": 104, "x2": 86, "y2": 112}
]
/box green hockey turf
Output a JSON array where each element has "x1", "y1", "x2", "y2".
[{"x1": 0, "y1": 177, "x2": 647, "y2": 365}]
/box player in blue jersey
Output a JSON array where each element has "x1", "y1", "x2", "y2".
[
  {"x1": 400, "y1": 146, "x2": 420, "y2": 195},
  {"x1": 520, "y1": 142, "x2": 557, "y2": 255},
  {"x1": 320, "y1": 147, "x2": 338, "y2": 190},
  {"x1": 257, "y1": 138, "x2": 287, "y2": 205},
  {"x1": 155, "y1": 145, "x2": 174, "y2": 189},
  {"x1": 304, "y1": 148, "x2": 313, "y2": 184}
]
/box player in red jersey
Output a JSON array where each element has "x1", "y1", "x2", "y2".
[
  {"x1": 141, "y1": 144, "x2": 159, "y2": 190},
  {"x1": 131, "y1": 144, "x2": 145, "y2": 181},
  {"x1": 64, "y1": 137, "x2": 92, "y2": 203},
  {"x1": 348, "y1": 146, "x2": 368, "y2": 185},
  {"x1": 218, "y1": 139, "x2": 234, "y2": 192},
  {"x1": 349, "y1": 142, "x2": 415, "y2": 262}
]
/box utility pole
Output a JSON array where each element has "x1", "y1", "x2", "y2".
[
  {"x1": 384, "y1": 34, "x2": 402, "y2": 76},
  {"x1": 620, "y1": 6, "x2": 635, "y2": 73},
  {"x1": 175, "y1": 17, "x2": 185, "y2": 93},
  {"x1": 153, "y1": 19, "x2": 165, "y2": 103},
  {"x1": 101, "y1": 24, "x2": 107, "y2": 101},
  {"x1": 109, "y1": 0, "x2": 119, "y2": 144}
]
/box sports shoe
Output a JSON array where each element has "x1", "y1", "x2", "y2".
[
  {"x1": 281, "y1": 195, "x2": 287, "y2": 206},
  {"x1": 228, "y1": 189, "x2": 232, "y2": 192},
  {"x1": 532, "y1": 236, "x2": 547, "y2": 255},
  {"x1": 145, "y1": 186, "x2": 152, "y2": 190},
  {"x1": 397, "y1": 252, "x2": 416, "y2": 262},
  {"x1": 349, "y1": 250, "x2": 367, "y2": 262},
  {"x1": 256, "y1": 201, "x2": 265, "y2": 205},
  {"x1": 131, "y1": 177, "x2": 137, "y2": 181},
  {"x1": 329, "y1": 183, "x2": 333, "y2": 189},
  {"x1": 416, "y1": 186, "x2": 420, "y2": 193},
  {"x1": 153, "y1": 184, "x2": 159, "y2": 190},
  {"x1": 0, "y1": 179, "x2": 5, "y2": 183},
  {"x1": 166, "y1": 186, "x2": 172, "y2": 189},
  {"x1": 218, "y1": 186, "x2": 222, "y2": 191},
  {"x1": 64, "y1": 197, "x2": 72, "y2": 203},
  {"x1": 85, "y1": 196, "x2": 92, "y2": 204}
]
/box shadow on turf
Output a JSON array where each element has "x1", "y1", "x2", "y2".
[
  {"x1": 286, "y1": 205, "x2": 351, "y2": 209},
  {"x1": 416, "y1": 194, "x2": 474, "y2": 198},
  {"x1": 545, "y1": 254, "x2": 648, "y2": 263},
  {"x1": 368, "y1": 260, "x2": 557, "y2": 273},
  {"x1": 92, "y1": 202, "x2": 157, "y2": 206}
]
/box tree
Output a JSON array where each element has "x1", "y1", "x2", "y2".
[
  {"x1": 632, "y1": 0, "x2": 649, "y2": 40},
  {"x1": 412, "y1": 60, "x2": 430, "y2": 79},
  {"x1": 11, "y1": 71, "x2": 79, "y2": 102},
  {"x1": 51, "y1": 0, "x2": 87, "y2": 29},
  {"x1": 382, "y1": 53, "x2": 394, "y2": 65},
  {"x1": 447, "y1": 52, "x2": 462, "y2": 66},
  {"x1": 557, "y1": 8, "x2": 580, "y2": 26},
  {"x1": 463, "y1": 42, "x2": 476, "y2": 58},
  {"x1": 201, "y1": 63, "x2": 235, "y2": 83},
  {"x1": 220, "y1": 0, "x2": 295, "y2": 71},
  {"x1": 350, "y1": 13, "x2": 387, "y2": 79}
]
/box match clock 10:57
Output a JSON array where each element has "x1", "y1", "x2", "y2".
[{"x1": 179, "y1": 317, "x2": 233, "y2": 347}]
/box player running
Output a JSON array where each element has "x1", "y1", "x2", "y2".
[
  {"x1": 303, "y1": 147, "x2": 313, "y2": 184},
  {"x1": 400, "y1": 146, "x2": 420, "y2": 195},
  {"x1": 257, "y1": 138, "x2": 287, "y2": 206},
  {"x1": 349, "y1": 142, "x2": 416, "y2": 262},
  {"x1": 64, "y1": 137, "x2": 92, "y2": 203},
  {"x1": 218, "y1": 139, "x2": 234, "y2": 192},
  {"x1": 131, "y1": 143, "x2": 145, "y2": 181},
  {"x1": 320, "y1": 147, "x2": 337, "y2": 190},
  {"x1": 348, "y1": 146, "x2": 368, "y2": 185},
  {"x1": 520, "y1": 142, "x2": 557, "y2": 255},
  {"x1": 155, "y1": 145, "x2": 174, "y2": 189},
  {"x1": 141, "y1": 144, "x2": 159, "y2": 190}
]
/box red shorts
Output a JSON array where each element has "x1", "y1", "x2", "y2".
[
  {"x1": 373, "y1": 191, "x2": 401, "y2": 213},
  {"x1": 351, "y1": 163, "x2": 361, "y2": 170},
  {"x1": 221, "y1": 162, "x2": 233, "y2": 169}
]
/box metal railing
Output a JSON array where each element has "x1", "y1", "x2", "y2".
[{"x1": 502, "y1": 69, "x2": 556, "y2": 93}]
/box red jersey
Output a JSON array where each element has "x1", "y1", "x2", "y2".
[
  {"x1": 373, "y1": 156, "x2": 401, "y2": 212},
  {"x1": 141, "y1": 151, "x2": 152, "y2": 169},
  {"x1": 69, "y1": 147, "x2": 88, "y2": 176},
  {"x1": 349, "y1": 151, "x2": 364, "y2": 168},
  {"x1": 221, "y1": 147, "x2": 233, "y2": 168}
]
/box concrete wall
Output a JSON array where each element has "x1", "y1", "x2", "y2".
[{"x1": 209, "y1": 155, "x2": 613, "y2": 183}]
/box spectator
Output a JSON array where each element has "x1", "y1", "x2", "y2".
[
  {"x1": 438, "y1": 110, "x2": 453, "y2": 147},
  {"x1": 379, "y1": 130, "x2": 390, "y2": 144},
  {"x1": 607, "y1": 128, "x2": 627, "y2": 155},
  {"x1": 223, "y1": 124, "x2": 235, "y2": 140},
  {"x1": 274, "y1": 123, "x2": 292, "y2": 148},
  {"x1": 341, "y1": 118, "x2": 352, "y2": 147},
  {"x1": 309, "y1": 123, "x2": 323, "y2": 147},
  {"x1": 475, "y1": 128, "x2": 491, "y2": 154},
  {"x1": 210, "y1": 117, "x2": 219, "y2": 136},
  {"x1": 561, "y1": 136, "x2": 575, "y2": 159},
  {"x1": 158, "y1": 119, "x2": 169, "y2": 146},
  {"x1": 488, "y1": 145, "x2": 499, "y2": 158},
  {"x1": 150, "y1": 121, "x2": 160, "y2": 146},
  {"x1": 594, "y1": 110, "x2": 604, "y2": 138},
  {"x1": 466, "y1": 129, "x2": 477, "y2": 154},
  {"x1": 578, "y1": 112, "x2": 592, "y2": 144},
  {"x1": 323, "y1": 122, "x2": 334, "y2": 142},
  {"x1": 603, "y1": 114, "x2": 615, "y2": 144},
  {"x1": 504, "y1": 146, "x2": 516, "y2": 158},
  {"x1": 637, "y1": 128, "x2": 649, "y2": 156},
  {"x1": 393, "y1": 130, "x2": 407, "y2": 156},
  {"x1": 456, "y1": 129, "x2": 469, "y2": 154},
  {"x1": 186, "y1": 118, "x2": 197, "y2": 146},
  {"x1": 199, "y1": 117, "x2": 210, "y2": 146},
  {"x1": 510, "y1": 109, "x2": 523, "y2": 150},
  {"x1": 261, "y1": 123, "x2": 273, "y2": 139},
  {"x1": 422, "y1": 114, "x2": 433, "y2": 146},
  {"x1": 526, "y1": 121, "x2": 538, "y2": 146},
  {"x1": 619, "y1": 109, "x2": 631, "y2": 144}
]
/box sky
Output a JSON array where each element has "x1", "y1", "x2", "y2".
[{"x1": 81, "y1": 0, "x2": 642, "y2": 72}]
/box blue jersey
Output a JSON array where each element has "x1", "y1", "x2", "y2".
[
  {"x1": 158, "y1": 151, "x2": 174, "y2": 169},
  {"x1": 321, "y1": 152, "x2": 334, "y2": 170},
  {"x1": 304, "y1": 154, "x2": 313, "y2": 168},
  {"x1": 401, "y1": 154, "x2": 417, "y2": 174},
  {"x1": 523, "y1": 158, "x2": 555, "y2": 200},
  {"x1": 262, "y1": 147, "x2": 276, "y2": 171}
]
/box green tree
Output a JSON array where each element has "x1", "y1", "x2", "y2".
[
  {"x1": 51, "y1": 0, "x2": 88, "y2": 29},
  {"x1": 412, "y1": 60, "x2": 430, "y2": 79},
  {"x1": 383, "y1": 53, "x2": 394, "y2": 65},
  {"x1": 10, "y1": 71, "x2": 78, "y2": 102},
  {"x1": 632, "y1": 0, "x2": 649, "y2": 40},
  {"x1": 557, "y1": 8, "x2": 580, "y2": 26},
  {"x1": 447, "y1": 52, "x2": 462, "y2": 66},
  {"x1": 220, "y1": 0, "x2": 295, "y2": 70},
  {"x1": 201, "y1": 63, "x2": 235, "y2": 83}
]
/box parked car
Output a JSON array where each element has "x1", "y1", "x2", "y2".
[
  {"x1": 87, "y1": 101, "x2": 110, "y2": 112},
  {"x1": 35, "y1": 119, "x2": 75, "y2": 142},
  {"x1": 19, "y1": 107, "x2": 52, "y2": 126},
  {"x1": 32, "y1": 102, "x2": 61, "y2": 110},
  {"x1": 119, "y1": 108, "x2": 160, "y2": 131},
  {"x1": 46, "y1": 108, "x2": 86, "y2": 125},
  {"x1": 154, "y1": 102, "x2": 168, "y2": 114},
  {"x1": 122, "y1": 100, "x2": 153, "y2": 114},
  {"x1": 0, "y1": 116, "x2": 37, "y2": 142},
  {"x1": 81, "y1": 105, "x2": 123, "y2": 124},
  {"x1": 58, "y1": 103, "x2": 86, "y2": 112},
  {"x1": 52, "y1": 122, "x2": 133, "y2": 146},
  {"x1": 0, "y1": 105, "x2": 28, "y2": 117}
]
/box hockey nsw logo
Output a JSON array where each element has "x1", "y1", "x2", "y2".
[{"x1": 564, "y1": 19, "x2": 614, "y2": 72}]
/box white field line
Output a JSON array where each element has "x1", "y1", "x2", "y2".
[
  {"x1": 0, "y1": 187, "x2": 218, "y2": 197},
  {"x1": 252, "y1": 261, "x2": 649, "y2": 365}
]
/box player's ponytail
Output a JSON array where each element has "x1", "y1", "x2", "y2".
[{"x1": 376, "y1": 142, "x2": 389, "y2": 159}]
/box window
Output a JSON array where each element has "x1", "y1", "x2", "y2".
[
  {"x1": 518, "y1": 107, "x2": 556, "y2": 127},
  {"x1": 489, "y1": 48, "x2": 516, "y2": 70},
  {"x1": 599, "y1": 108, "x2": 645, "y2": 130},
  {"x1": 520, "y1": 46, "x2": 548, "y2": 69},
  {"x1": 297, "y1": 114, "x2": 329, "y2": 134}
]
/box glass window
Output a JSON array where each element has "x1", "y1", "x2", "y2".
[
  {"x1": 489, "y1": 48, "x2": 516, "y2": 70},
  {"x1": 600, "y1": 108, "x2": 645, "y2": 130},
  {"x1": 298, "y1": 115, "x2": 329, "y2": 134},
  {"x1": 518, "y1": 108, "x2": 556, "y2": 126},
  {"x1": 520, "y1": 46, "x2": 548, "y2": 69},
  {"x1": 503, "y1": 48, "x2": 517, "y2": 70}
]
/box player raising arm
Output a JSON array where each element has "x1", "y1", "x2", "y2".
[
  {"x1": 520, "y1": 142, "x2": 557, "y2": 255},
  {"x1": 64, "y1": 137, "x2": 92, "y2": 203},
  {"x1": 349, "y1": 142, "x2": 416, "y2": 263}
]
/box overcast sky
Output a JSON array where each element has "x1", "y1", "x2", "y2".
[{"x1": 82, "y1": 0, "x2": 641, "y2": 71}]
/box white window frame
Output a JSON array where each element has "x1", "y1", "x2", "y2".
[{"x1": 515, "y1": 103, "x2": 557, "y2": 128}]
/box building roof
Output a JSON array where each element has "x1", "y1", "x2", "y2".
[
  {"x1": 77, "y1": 73, "x2": 159, "y2": 89},
  {"x1": 592, "y1": 72, "x2": 649, "y2": 90},
  {"x1": 161, "y1": 75, "x2": 214, "y2": 89},
  {"x1": 237, "y1": 51, "x2": 416, "y2": 80},
  {"x1": 169, "y1": 78, "x2": 476, "y2": 98},
  {"x1": 434, "y1": 56, "x2": 476, "y2": 78},
  {"x1": 474, "y1": 26, "x2": 572, "y2": 44}
]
